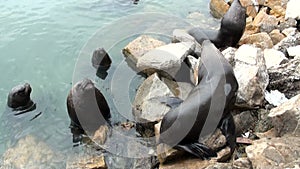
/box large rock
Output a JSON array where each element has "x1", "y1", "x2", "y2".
[
  {"x1": 267, "y1": 58, "x2": 300, "y2": 98},
  {"x1": 209, "y1": 0, "x2": 230, "y2": 19},
  {"x1": 273, "y1": 31, "x2": 300, "y2": 56},
  {"x1": 239, "y1": 32, "x2": 273, "y2": 49},
  {"x1": 268, "y1": 94, "x2": 300, "y2": 137},
  {"x1": 263, "y1": 48, "x2": 287, "y2": 69},
  {"x1": 269, "y1": 29, "x2": 285, "y2": 45},
  {"x1": 285, "y1": 0, "x2": 300, "y2": 20},
  {"x1": 234, "y1": 45, "x2": 269, "y2": 106},
  {"x1": 1, "y1": 135, "x2": 58, "y2": 169},
  {"x1": 122, "y1": 35, "x2": 166, "y2": 64},
  {"x1": 287, "y1": 45, "x2": 300, "y2": 58},
  {"x1": 172, "y1": 29, "x2": 196, "y2": 43},
  {"x1": 252, "y1": 8, "x2": 278, "y2": 33},
  {"x1": 132, "y1": 73, "x2": 174, "y2": 123},
  {"x1": 136, "y1": 42, "x2": 195, "y2": 77},
  {"x1": 240, "y1": 0, "x2": 258, "y2": 18},
  {"x1": 246, "y1": 136, "x2": 300, "y2": 168}
]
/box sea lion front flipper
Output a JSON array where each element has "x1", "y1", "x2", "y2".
[
  {"x1": 156, "y1": 96, "x2": 183, "y2": 109},
  {"x1": 219, "y1": 113, "x2": 236, "y2": 154},
  {"x1": 175, "y1": 142, "x2": 217, "y2": 159}
]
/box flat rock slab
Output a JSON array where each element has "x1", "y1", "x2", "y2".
[
  {"x1": 136, "y1": 42, "x2": 195, "y2": 76},
  {"x1": 122, "y1": 35, "x2": 166, "y2": 64}
]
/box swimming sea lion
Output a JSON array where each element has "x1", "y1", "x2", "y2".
[
  {"x1": 67, "y1": 78, "x2": 111, "y2": 135},
  {"x1": 188, "y1": 0, "x2": 246, "y2": 48},
  {"x1": 7, "y1": 83, "x2": 36, "y2": 113},
  {"x1": 159, "y1": 40, "x2": 238, "y2": 159}
]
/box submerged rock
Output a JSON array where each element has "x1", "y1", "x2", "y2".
[
  {"x1": 246, "y1": 136, "x2": 300, "y2": 168},
  {"x1": 91, "y1": 48, "x2": 112, "y2": 70},
  {"x1": 268, "y1": 94, "x2": 300, "y2": 137},
  {"x1": 1, "y1": 135, "x2": 58, "y2": 169},
  {"x1": 66, "y1": 149, "x2": 107, "y2": 169},
  {"x1": 233, "y1": 45, "x2": 269, "y2": 106}
]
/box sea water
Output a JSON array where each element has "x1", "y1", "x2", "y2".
[{"x1": 0, "y1": 0, "x2": 218, "y2": 168}]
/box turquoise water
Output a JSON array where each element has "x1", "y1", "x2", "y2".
[{"x1": 0, "y1": 0, "x2": 218, "y2": 168}]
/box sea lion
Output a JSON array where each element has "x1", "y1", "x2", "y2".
[
  {"x1": 188, "y1": 0, "x2": 246, "y2": 48},
  {"x1": 159, "y1": 40, "x2": 238, "y2": 159},
  {"x1": 67, "y1": 78, "x2": 111, "y2": 136},
  {"x1": 7, "y1": 83, "x2": 36, "y2": 114}
]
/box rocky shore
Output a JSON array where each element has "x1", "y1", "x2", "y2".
[{"x1": 1, "y1": 0, "x2": 300, "y2": 168}]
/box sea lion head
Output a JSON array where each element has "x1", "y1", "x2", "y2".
[{"x1": 7, "y1": 83, "x2": 33, "y2": 110}]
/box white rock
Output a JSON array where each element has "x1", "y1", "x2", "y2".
[
  {"x1": 285, "y1": 0, "x2": 300, "y2": 20},
  {"x1": 137, "y1": 42, "x2": 195, "y2": 77},
  {"x1": 132, "y1": 73, "x2": 174, "y2": 122},
  {"x1": 234, "y1": 45, "x2": 269, "y2": 106},
  {"x1": 263, "y1": 49, "x2": 287, "y2": 69},
  {"x1": 287, "y1": 45, "x2": 300, "y2": 58},
  {"x1": 265, "y1": 90, "x2": 288, "y2": 106}
]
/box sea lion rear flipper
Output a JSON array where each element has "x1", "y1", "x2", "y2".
[
  {"x1": 219, "y1": 113, "x2": 236, "y2": 154},
  {"x1": 175, "y1": 143, "x2": 217, "y2": 159},
  {"x1": 156, "y1": 96, "x2": 183, "y2": 109}
]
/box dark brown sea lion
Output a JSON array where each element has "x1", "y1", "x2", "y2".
[
  {"x1": 188, "y1": 0, "x2": 246, "y2": 48},
  {"x1": 159, "y1": 40, "x2": 238, "y2": 159},
  {"x1": 67, "y1": 78, "x2": 111, "y2": 137},
  {"x1": 7, "y1": 83, "x2": 36, "y2": 114}
]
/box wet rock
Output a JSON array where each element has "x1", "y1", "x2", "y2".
[
  {"x1": 136, "y1": 42, "x2": 195, "y2": 76},
  {"x1": 269, "y1": 29, "x2": 285, "y2": 45},
  {"x1": 246, "y1": 136, "x2": 300, "y2": 168},
  {"x1": 209, "y1": 0, "x2": 230, "y2": 19},
  {"x1": 1, "y1": 135, "x2": 57, "y2": 169},
  {"x1": 273, "y1": 31, "x2": 300, "y2": 56},
  {"x1": 267, "y1": 58, "x2": 300, "y2": 98},
  {"x1": 268, "y1": 94, "x2": 300, "y2": 137},
  {"x1": 122, "y1": 35, "x2": 166, "y2": 64},
  {"x1": 91, "y1": 48, "x2": 112, "y2": 69},
  {"x1": 285, "y1": 0, "x2": 300, "y2": 20},
  {"x1": 222, "y1": 47, "x2": 237, "y2": 66},
  {"x1": 240, "y1": 0, "x2": 258, "y2": 18},
  {"x1": 252, "y1": 8, "x2": 278, "y2": 33},
  {"x1": 232, "y1": 157, "x2": 253, "y2": 169},
  {"x1": 239, "y1": 32, "x2": 273, "y2": 49},
  {"x1": 186, "y1": 12, "x2": 219, "y2": 30},
  {"x1": 234, "y1": 111, "x2": 258, "y2": 136},
  {"x1": 132, "y1": 73, "x2": 174, "y2": 123},
  {"x1": 234, "y1": 45, "x2": 269, "y2": 106},
  {"x1": 263, "y1": 48, "x2": 287, "y2": 69},
  {"x1": 265, "y1": 90, "x2": 288, "y2": 106},
  {"x1": 92, "y1": 125, "x2": 109, "y2": 145},
  {"x1": 66, "y1": 151, "x2": 106, "y2": 169},
  {"x1": 287, "y1": 45, "x2": 300, "y2": 58}
]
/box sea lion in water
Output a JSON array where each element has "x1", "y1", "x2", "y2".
[
  {"x1": 188, "y1": 0, "x2": 246, "y2": 48},
  {"x1": 67, "y1": 78, "x2": 111, "y2": 136},
  {"x1": 7, "y1": 83, "x2": 36, "y2": 114},
  {"x1": 159, "y1": 40, "x2": 238, "y2": 159}
]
